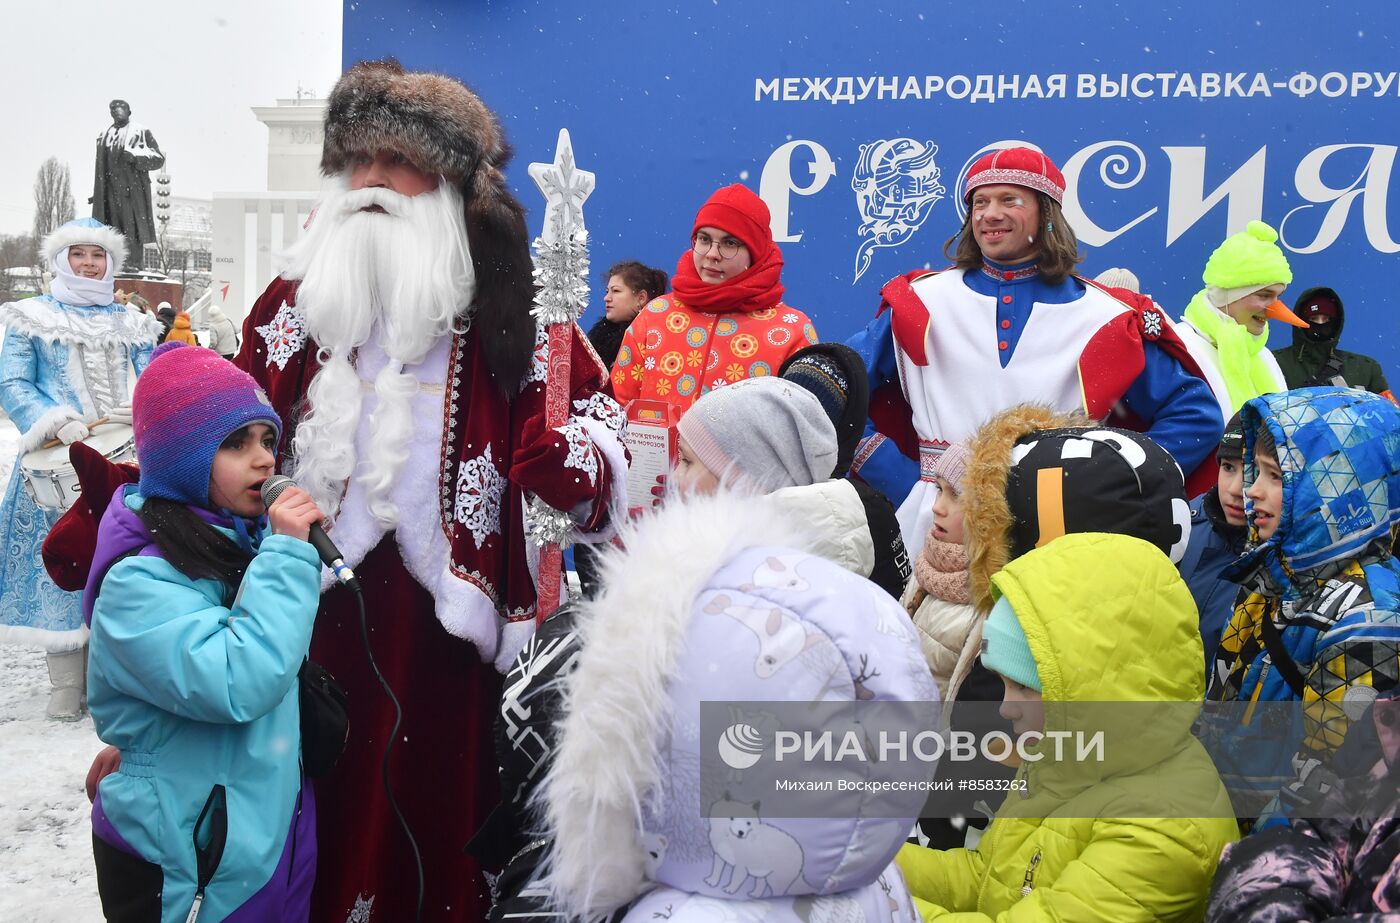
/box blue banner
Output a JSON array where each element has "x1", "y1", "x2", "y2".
[{"x1": 344, "y1": 1, "x2": 1399, "y2": 378}]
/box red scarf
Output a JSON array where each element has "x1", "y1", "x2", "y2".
[{"x1": 670, "y1": 243, "x2": 785, "y2": 314}]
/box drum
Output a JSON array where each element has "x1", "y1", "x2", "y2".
[{"x1": 20, "y1": 422, "x2": 136, "y2": 512}]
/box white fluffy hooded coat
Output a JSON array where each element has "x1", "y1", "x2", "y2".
[{"x1": 531, "y1": 490, "x2": 934, "y2": 921}]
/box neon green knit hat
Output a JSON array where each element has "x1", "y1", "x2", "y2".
[{"x1": 1202, "y1": 220, "x2": 1293, "y2": 290}]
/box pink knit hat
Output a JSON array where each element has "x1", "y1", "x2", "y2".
[
  {"x1": 931, "y1": 441, "x2": 972, "y2": 495},
  {"x1": 133, "y1": 342, "x2": 282, "y2": 508}
]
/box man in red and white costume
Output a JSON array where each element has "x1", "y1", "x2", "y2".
[
  {"x1": 847, "y1": 146, "x2": 1223, "y2": 551},
  {"x1": 235, "y1": 61, "x2": 626, "y2": 922}
]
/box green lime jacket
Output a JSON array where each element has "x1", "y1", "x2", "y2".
[{"x1": 897, "y1": 533, "x2": 1239, "y2": 922}]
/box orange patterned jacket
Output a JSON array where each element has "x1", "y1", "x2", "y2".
[{"x1": 610, "y1": 294, "x2": 818, "y2": 413}]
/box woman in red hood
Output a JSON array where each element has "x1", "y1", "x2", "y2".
[{"x1": 611, "y1": 184, "x2": 818, "y2": 413}]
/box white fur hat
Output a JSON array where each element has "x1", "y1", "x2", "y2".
[{"x1": 41, "y1": 217, "x2": 127, "y2": 269}]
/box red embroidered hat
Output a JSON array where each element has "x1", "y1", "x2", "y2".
[{"x1": 964, "y1": 147, "x2": 1066, "y2": 204}]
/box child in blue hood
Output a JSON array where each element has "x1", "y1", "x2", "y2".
[
  {"x1": 86, "y1": 342, "x2": 326, "y2": 923},
  {"x1": 1205, "y1": 386, "x2": 1400, "y2": 827}
]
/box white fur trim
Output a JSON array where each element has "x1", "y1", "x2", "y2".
[
  {"x1": 0, "y1": 622, "x2": 89, "y2": 653},
  {"x1": 42, "y1": 224, "x2": 127, "y2": 268},
  {"x1": 18, "y1": 404, "x2": 85, "y2": 453},
  {"x1": 571, "y1": 414, "x2": 629, "y2": 544},
  {"x1": 4, "y1": 298, "x2": 162, "y2": 348},
  {"x1": 319, "y1": 339, "x2": 509, "y2": 665},
  {"x1": 496, "y1": 618, "x2": 537, "y2": 674},
  {"x1": 537, "y1": 491, "x2": 822, "y2": 920}
]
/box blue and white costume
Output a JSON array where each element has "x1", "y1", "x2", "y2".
[
  {"x1": 0, "y1": 218, "x2": 160, "y2": 651},
  {"x1": 847, "y1": 260, "x2": 1223, "y2": 550}
]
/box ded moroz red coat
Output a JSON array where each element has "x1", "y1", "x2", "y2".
[{"x1": 235, "y1": 277, "x2": 625, "y2": 670}]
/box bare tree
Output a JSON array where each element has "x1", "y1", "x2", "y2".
[
  {"x1": 0, "y1": 233, "x2": 40, "y2": 299},
  {"x1": 32, "y1": 157, "x2": 76, "y2": 243}
]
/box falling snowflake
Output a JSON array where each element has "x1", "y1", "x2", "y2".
[
  {"x1": 455, "y1": 445, "x2": 506, "y2": 549},
  {"x1": 344, "y1": 893, "x2": 375, "y2": 923},
  {"x1": 554, "y1": 417, "x2": 597, "y2": 485},
  {"x1": 255, "y1": 300, "x2": 307, "y2": 370},
  {"x1": 571, "y1": 393, "x2": 626, "y2": 436}
]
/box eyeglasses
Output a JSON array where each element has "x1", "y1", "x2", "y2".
[{"x1": 692, "y1": 232, "x2": 744, "y2": 260}]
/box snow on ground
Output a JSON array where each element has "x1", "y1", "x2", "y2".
[
  {"x1": 0, "y1": 413, "x2": 105, "y2": 921},
  {"x1": 0, "y1": 643, "x2": 105, "y2": 921},
  {"x1": 0, "y1": 387, "x2": 579, "y2": 920}
]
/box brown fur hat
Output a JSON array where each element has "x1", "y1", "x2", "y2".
[
  {"x1": 963, "y1": 404, "x2": 1092, "y2": 614},
  {"x1": 322, "y1": 58, "x2": 535, "y2": 391}
]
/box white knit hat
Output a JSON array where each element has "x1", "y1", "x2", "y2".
[
  {"x1": 676, "y1": 377, "x2": 838, "y2": 492},
  {"x1": 1094, "y1": 267, "x2": 1141, "y2": 293}
]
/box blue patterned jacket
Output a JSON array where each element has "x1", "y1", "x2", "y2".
[
  {"x1": 1205, "y1": 387, "x2": 1400, "y2": 825},
  {"x1": 0, "y1": 295, "x2": 159, "y2": 451}
]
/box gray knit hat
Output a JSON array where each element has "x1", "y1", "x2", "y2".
[{"x1": 676, "y1": 377, "x2": 838, "y2": 492}]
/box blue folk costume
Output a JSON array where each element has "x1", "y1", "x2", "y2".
[
  {"x1": 847, "y1": 258, "x2": 1223, "y2": 551},
  {"x1": 0, "y1": 218, "x2": 160, "y2": 651}
]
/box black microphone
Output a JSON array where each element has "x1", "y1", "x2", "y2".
[{"x1": 261, "y1": 474, "x2": 361, "y2": 592}]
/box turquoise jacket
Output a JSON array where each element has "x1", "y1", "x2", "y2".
[{"x1": 87, "y1": 487, "x2": 321, "y2": 923}]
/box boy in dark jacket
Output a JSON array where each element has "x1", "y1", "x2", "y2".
[
  {"x1": 1273, "y1": 286, "x2": 1393, "y2": 400},
  {"x1": 1180, "y1": 414, "x2": 1250, "y2": 678}
]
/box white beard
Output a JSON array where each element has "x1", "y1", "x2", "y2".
[{"x1": 280, "y1": 178, "x2": 475, "y2": 525}]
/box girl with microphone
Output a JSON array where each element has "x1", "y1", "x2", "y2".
[{"x1": 84, "y1": 341, "x2": 326, "y2": 923}]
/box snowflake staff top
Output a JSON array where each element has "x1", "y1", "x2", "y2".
[
  {"x1": 529, "y1": 128, "x2": 596, "y2": 248},
  {"x1": 529, "y1": 129, "x2": 596, "y2": 328}
]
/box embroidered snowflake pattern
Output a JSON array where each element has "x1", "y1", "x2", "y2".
[
  {"x1": 571, "y1": 393, "x2": 626, "y2": 436},
  {"x1": 783, "y1": 312, "x2": 800, "y2": 323},
  {"x1": 455, "y1": 444, "x2": 506, "y2": 549},
  {"x1": 554, "y1": 417, "x2": 598, "y2": 486},
  {"x1": 524, "y1": 323, "x2": 550, "y2": 386},
  {"x1": 1141, "y1": 309, "x2": 1163, "y2": 339},
  {"x1": 344, "y1": 893, "x2": 375, "y2": 923},
  {"x1": 643, "y1": 356, "x2": 656, "y2": 371},
  {"x1": 255, "y1": 300, "x2": 308, "y2": 370}
]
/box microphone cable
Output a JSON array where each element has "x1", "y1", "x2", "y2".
[{"x1": 350, "y1": 584, "x2": 425, "y2": 923}]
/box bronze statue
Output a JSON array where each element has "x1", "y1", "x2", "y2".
[{"x1": 91, "y1": 99, "x2": 165, "y2": 265}]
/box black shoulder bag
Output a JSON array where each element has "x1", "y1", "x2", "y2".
[{"x1": 298, "y1": 658, "x2": 349, "y2": 777}]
